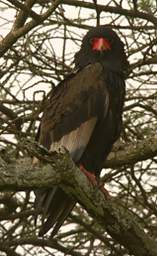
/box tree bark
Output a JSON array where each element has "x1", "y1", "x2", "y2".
[{"x1": 0, "y1": 148, "x2": 157, "y2": 256}]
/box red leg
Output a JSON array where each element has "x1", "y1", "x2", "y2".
[
  {"x1": 79, "y1": 164, "x2": 97, "y2": 185},
  {"x1": 79, "y1": 164, "x2": 110, "y2": 198},
  {"x1": 98, "y1": 182, "x2": 110, "y2": 197}
]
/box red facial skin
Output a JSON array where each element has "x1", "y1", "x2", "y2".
[{"x1": 92, "y1": 37, "x2": 111, "y2": 51}]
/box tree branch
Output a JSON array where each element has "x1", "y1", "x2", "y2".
[
  {"x1": 0, "y1": 147, "x2": 157, "y2": 256},
  {"x1": 0, "y1": 0, "x2": 61, "y2": 57},
  {"x1": 0, "y1": 238, "x2": 82, "y2": 256},
  {"x1": 105, "y1": 136, "x2": 157, "y2": 168},
  {"x1": 62, "y1": 0, "x2": 157, "y2": 26},
  {"x1": 9, "y1": 0, "x2": 40, "y2": 29}
]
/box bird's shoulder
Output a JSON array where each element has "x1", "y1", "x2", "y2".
[
  {"x1": 44, "y1": 63, "x2": 106, "y2": 114},
  {"x1": 51, "y1": 62, "x2": 104, "y2": 97}
]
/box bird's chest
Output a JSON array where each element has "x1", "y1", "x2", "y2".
[{"x1": 80, "y1": 76, "x2": 125, "y2": 174}]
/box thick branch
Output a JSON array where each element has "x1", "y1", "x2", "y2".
[
  {"x1": 62, "y1": 0, "x2": 157, "y2": 26},
  {"x1": 0, "y1": 151, "x2": 157, "y2": 256},
  {"x1": 105, "y1": 136, "x2": 157, "y2": 168},
  {"x1": 0, "y1": 0, "x2": 61, "y2": 57},
  {"x1": 8, "y1": 0, "x2": 40, "y2": 28}
]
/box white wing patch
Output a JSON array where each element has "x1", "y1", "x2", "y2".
[{"x1": 50, "y1": 117, "x2": 97, "y2": 162}]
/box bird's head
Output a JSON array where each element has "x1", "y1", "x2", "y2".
[{"x1": 74, "y1": 25, "x2": 128, "y2": 74}]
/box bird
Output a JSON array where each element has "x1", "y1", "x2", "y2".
[{"x1": 34, "y1": 25, "x2": 128, "y2": 237}]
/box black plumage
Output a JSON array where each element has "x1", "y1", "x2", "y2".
[{"x1": 35, "y1": 25, "x2": 128, "y2": 236}]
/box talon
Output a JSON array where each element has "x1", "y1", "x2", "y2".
[
  {"x1": 98, "y1": 182, "x2": 110, "y2": 197},
  {"x1": 79, "y1": 164, "x2": 110, "y2": 197},
  {"x1": 79, "y1": 164, "x2": 97, "y2": 185}
]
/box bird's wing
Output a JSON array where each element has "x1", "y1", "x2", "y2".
[
  {"x1": 39, "y1": 63, "x2": 109, "y2": 151},
  {"x1": 35, "y1": 63, "x2": 110, "y2": 236}
]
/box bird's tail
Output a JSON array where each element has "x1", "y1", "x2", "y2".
[{"x1": 35, "y1": 187, "x2": 76, "y2": 237}]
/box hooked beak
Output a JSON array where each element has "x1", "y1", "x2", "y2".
[{"x1": 92, "y1": 37, "x2": 111, "y2": 51}]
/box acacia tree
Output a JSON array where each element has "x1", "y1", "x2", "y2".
[{"x1": 0, "y1": 0, "x2": 157, "y2": 255}]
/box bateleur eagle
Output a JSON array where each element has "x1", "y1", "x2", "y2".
[{"x1": 35, "y1": 25, "x2": 128, "y2": 237}]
